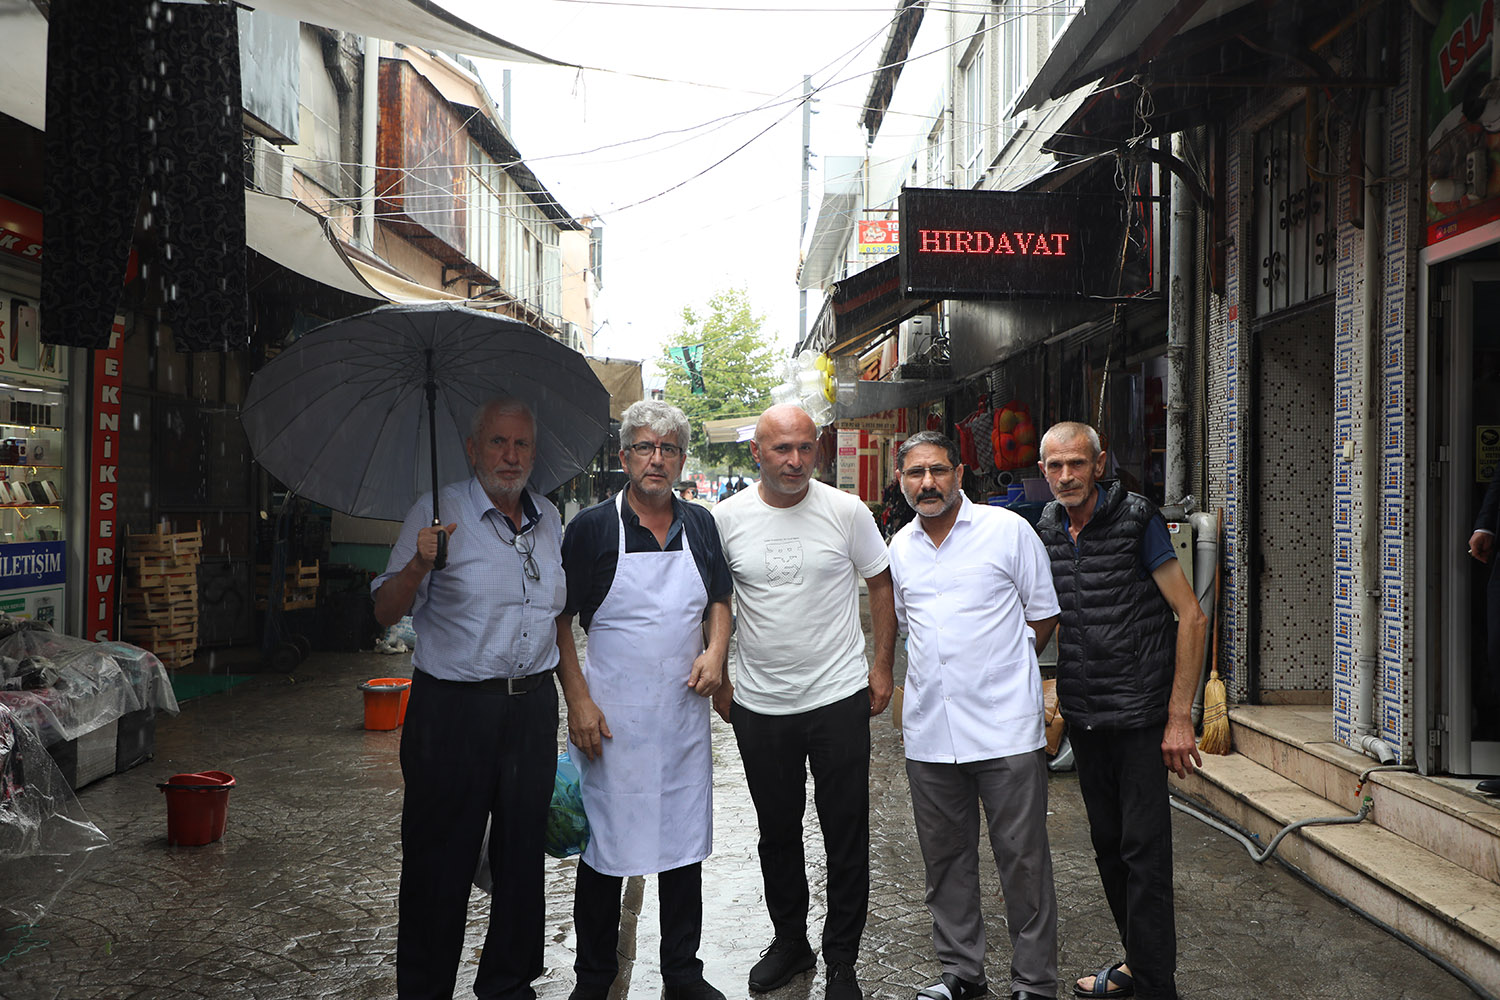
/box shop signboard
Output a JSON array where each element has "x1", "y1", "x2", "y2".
[
  {"x1": 857, "y1": 220, "x2": 899, "y2": 256},
  {"x1": 838, "y1": 429, "x2": 860, "y2": 491},
  {"x1": 0, "y1": 539, "x2": 65, "y2": 626},
  {"x1": 0, "y1": 197, "x2": 42, "y2": 265},
  {"x1": 898, "y1": 187, "x2": 1151, "y2": 299},
  {"x1": 1426, "y1": 0, "x2": 1500, "y2": 247},
  {"x1": 86, "y1": 318, "x2": 125, "y2": 640}
]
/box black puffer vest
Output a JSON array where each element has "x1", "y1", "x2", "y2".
[{"x1": 1036, "y1": 481, "x2": 1176, "y2": 730}]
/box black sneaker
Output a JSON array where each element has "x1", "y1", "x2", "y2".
[
  {"x1": 569, "y1": 985, "x2": 611, "y2": 1000},
  {"x1": 665, "y1": 979, "x2": 727, "y2": 1000},
  {"x1": 826, "y1": 961, "x2": 862, "y2": 1000},
  {"x1": 748, "y1": 937, "x2": 817, "y2": 992}
]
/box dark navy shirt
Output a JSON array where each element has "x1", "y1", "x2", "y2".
[
  {"x1": 562, "y1": 491, "x2": 734, "y2": 632},
  {"x1": 1074, "y1": 485, "x2": 1176, "y2": 577}
]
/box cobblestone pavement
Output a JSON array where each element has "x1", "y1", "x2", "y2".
[{"x1": 0, "y1": 630, "x2": 1481, "y2": 999}]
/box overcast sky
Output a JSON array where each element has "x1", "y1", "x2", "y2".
[{"x1": 437, "y1": 1, "x2": 905, "y2": 370}]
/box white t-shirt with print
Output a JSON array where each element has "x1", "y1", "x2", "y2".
[{"x1": 713, "y1": 478, "x2": 890, "y2": 715}]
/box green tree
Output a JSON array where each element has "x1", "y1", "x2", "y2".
[{"x1": 663, "y1": 287, "x2": 780, "y2": 473}]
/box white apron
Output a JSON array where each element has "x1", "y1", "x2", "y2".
[{"x1": 572, "y1": 492, "x2": 713, "y2": 876}]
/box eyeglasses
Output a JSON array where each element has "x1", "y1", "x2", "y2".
[
  {"x1": 494, "y1": 521, "x2": 540, "y2": 581},
  {"x1": 625, "y1": 441, "x2": 684, "y2": 459},
  {"x1": 902, "y1": 464, "x2": 955, "y2": 481}
]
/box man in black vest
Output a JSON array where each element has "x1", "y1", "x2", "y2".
[{"x1": 1035, "y1": 422, "x2": 1206, "y2": 1000}]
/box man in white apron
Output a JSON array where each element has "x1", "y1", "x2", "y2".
[{"x1": 556, "y1": 400, "x2": 733, "y2": 1000}]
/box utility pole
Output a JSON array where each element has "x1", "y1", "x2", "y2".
[{"x1": 799, "y1": 74, "x2": 812, "y2": 345}]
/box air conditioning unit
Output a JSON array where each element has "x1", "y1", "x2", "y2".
[{"x1": 898, "y1": 314, "x2": 936, "y2": 366}]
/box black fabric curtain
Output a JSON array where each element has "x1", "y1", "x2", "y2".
[{"x1": 42, "y1": 0, "x2": 247, "y2": 352}]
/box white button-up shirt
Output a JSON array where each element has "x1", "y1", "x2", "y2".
[
  {"x1": 889, "y1": 494, "x2": 1060, "y2": 763},
  {"x1": 371, "y1": 477, "x2": 567, "y2": 682}
]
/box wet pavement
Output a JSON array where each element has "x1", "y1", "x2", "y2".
[{"x1": 0, "y1": 623, "x2": 1482, "y2": 1000}]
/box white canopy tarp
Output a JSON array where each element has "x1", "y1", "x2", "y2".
[{"x1": 702, "y1": 415, "x2": 759, "y2": 445}]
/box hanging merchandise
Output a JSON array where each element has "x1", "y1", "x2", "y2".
[
  {"x1": 992, "y1": 400, "x2": 1039, "y2": 471},
  {"x1": 954, "y1": 398, "x2": 990, "y2": 472},
  {"x1": 770, "y1": 350, "x2": 835, "y2": 426}
]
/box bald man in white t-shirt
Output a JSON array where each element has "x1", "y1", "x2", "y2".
[{"x1": 712, "y1": 404, "x2": 896, "y2": 1000}]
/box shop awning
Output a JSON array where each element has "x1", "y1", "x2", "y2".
[
  {"x1": 245, "y1": 191, "x2": 384, "y2": 300},
  {"x1": 245, "y1": 190, "x2": 466, "y2": 303},
  {"x1": 827, "y1": 256, "x2": 935, "y2": 357},
  {"x1": 798, "y1": 157, "x2": 864, "y2": 292},
  {"x1": 195, "y1": 0, "x2": 575, "y2": 67},
  {"x1": 1022, "y1": 1, "x2": 1367, "y2": 158},
  {"x1": 702, "y1": 415, "x2": 759, "y2": 444},
  {"x1": 1017, "y1": 0, "x2": 1257, "y2": 112},
  {"x1": 0, "y1": 0, "x2": 576, "y2": 133},
  {"x1": 586, "y1": 358, "x2": 644, "y2": 421},
  {"x1": 835, "y1": 377, "x2": 957, "y2": 422},
  {"x1": 0, "y1": 0, "x2": 45, "y2": 130}
]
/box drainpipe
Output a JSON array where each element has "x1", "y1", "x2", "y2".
[
  {"x1": 1166, "y1": 132, "x2": 1193, "y2": 504},
  {"x1": 360, "y1": 37, "x2": 379, "y2": 250},
  {"x1": 1354, "y1": 14, "x2": 1397, "y2": 765}
]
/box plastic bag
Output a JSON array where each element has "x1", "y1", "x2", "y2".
[
  {"x1": 473, "y1": 751, "x2": 591, "y2": 892},
  {"x1": 545, "y1": 750, "x2": 589, "y2": 860},
  {"x1": 0, "y1": 703, "x2": 110, "y2": 925}
]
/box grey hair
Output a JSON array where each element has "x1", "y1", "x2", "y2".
[
  {"x1": 620, "y1": 399, "x2": 690, "y2": 449},
  {"x1": 1039, "y1": 421, "x2": 1101, "y2": 461},
  {"x1": 469, "y1": 398, "x2": 537, "y2": 441},
  {"x1": 896, "y1": 431, "x2": 960, "y2": 470}
]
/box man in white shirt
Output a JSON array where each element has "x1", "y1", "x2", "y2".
[
  {"x1": 712, "y1": 403, "x2": 896, "y2": 1000},
  {"x1": 887, "y1": 431, "x2": 1061, "y2": 1000}
]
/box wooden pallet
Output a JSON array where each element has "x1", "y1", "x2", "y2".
[
  {"x1": 123, "y1": 521, "x2": 203, "y2": 668},
  {"x1": 255, "y1": 560, "x2": 319, "y2": 611}
]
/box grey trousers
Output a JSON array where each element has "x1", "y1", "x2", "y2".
[{"x1": 906, "y1": 749, "x2": 1058, "y2": 997}]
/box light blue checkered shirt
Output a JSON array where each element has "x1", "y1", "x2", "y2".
[{"x1": 372, "y1": 477, "x2": 565, "y2": 682}]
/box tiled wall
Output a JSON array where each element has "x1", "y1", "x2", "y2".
[{"x1": 1213, "y1": 9, "x2": 1419, "y2": 756}]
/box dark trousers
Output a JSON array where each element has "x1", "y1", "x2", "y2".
[
  {"x1": 397, "y1": 669, "x2": 558, "y2": 1000},
  {"x1": 574, "y1": 861, "x2": 704, "y2": 989},
  {"x1": 1069, "y1": 724, "x2": 1177, "y2": 1000},
  {"x1": 730, "y1": 689, "x2": 870, "y2": 965}
]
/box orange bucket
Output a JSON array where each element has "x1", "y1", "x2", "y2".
[
  {"x1": 158, "y1": 771, "x2": 235, "y2": 846},
  {"x1": 359, "y1": 677, "x2": 411, "y2": 730}
]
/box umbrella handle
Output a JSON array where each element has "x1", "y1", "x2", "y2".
[{"x1": 433, "y1": 520, "x2": 448, "y2": 571}]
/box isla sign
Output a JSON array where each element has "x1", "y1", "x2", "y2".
[{"x1": 898, "y1": 187, "x2": 1150, "y2": 299}]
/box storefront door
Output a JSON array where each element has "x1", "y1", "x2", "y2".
[{"x1": 1436, "y1": 263, "x2": 1500, "y2": 775}]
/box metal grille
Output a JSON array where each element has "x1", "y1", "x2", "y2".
[{"x1": 1253, "y1": 100, "x2": 1336, "y2": 316}]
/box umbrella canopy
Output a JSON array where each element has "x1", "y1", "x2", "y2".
[{"x1": 241, "y1": 302, "x2": 609, "y2": 521}]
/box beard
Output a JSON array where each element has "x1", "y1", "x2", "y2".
[{"x1": 904, "y1": 486, "x2": 959, "y2": 517}]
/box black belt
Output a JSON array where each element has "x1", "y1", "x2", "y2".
[{"x1": 415, "y1": 667, "x2": 554, "y2": 695}]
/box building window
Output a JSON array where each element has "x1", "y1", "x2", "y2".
[
  {"x1": 960, "y1": 35, "x2": 987, "y2": 187},
  {"x1": 997, "y1": 1, "x2": 1027, "y2": 150},
  {"x1": 925, "y1": 119, "x2": 948, "y2": 187},
  {"x1": 1048, "y1": 0, "x2": 1082, "y2": 44}
]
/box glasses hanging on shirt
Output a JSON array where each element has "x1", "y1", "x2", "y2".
[{"x1": 493, "y1": 520, "x2": 541, "y2": 581}]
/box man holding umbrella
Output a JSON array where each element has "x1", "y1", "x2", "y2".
[
  {"x1": 373, "y1": 397, "x2": 568, "y2": 1000},
  {"x1": 556, "y1": 399, "x2": 733, "y2": 1000}
]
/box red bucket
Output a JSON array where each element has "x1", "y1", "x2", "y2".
[
  {"x1": 359, "y1": 677, "x2": 411, "y2": 730},
  {"x1": 158, "y1": 771, "x2": 235, "y2": 846}
]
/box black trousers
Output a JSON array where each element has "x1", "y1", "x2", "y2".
[
  {"x1": 396, "y1": 669, "x2": 558, "y2": 1000},
  {"x1": 1069, "y1": 724, "x2": 1177, "y2": 1000},
  {"x1": 730, "y1": 689, "x2": 870, "y2": 965},
  {"x1": 573, "y1": 860, "x2": 704, "y2": 989}
]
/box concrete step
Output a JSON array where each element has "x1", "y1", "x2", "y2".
[
  {"x1": 1172, "y1": 733, "x2": 1500, "y2": 991},
  {"x1": 1226, "y1": 705, "x2": 1500, "y2": 885}
]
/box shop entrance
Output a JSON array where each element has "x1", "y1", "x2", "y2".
[
  {"x1": 1434, "y1": 263, "x2": 1500, "y2": 775},
  {"x1": 1250, "y1": 304, "x2": 1334, "y2": 701}
]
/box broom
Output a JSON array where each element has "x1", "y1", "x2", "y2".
[{"x1": 1199, "y1": 510, "x2": 1231, "y2": 755}]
